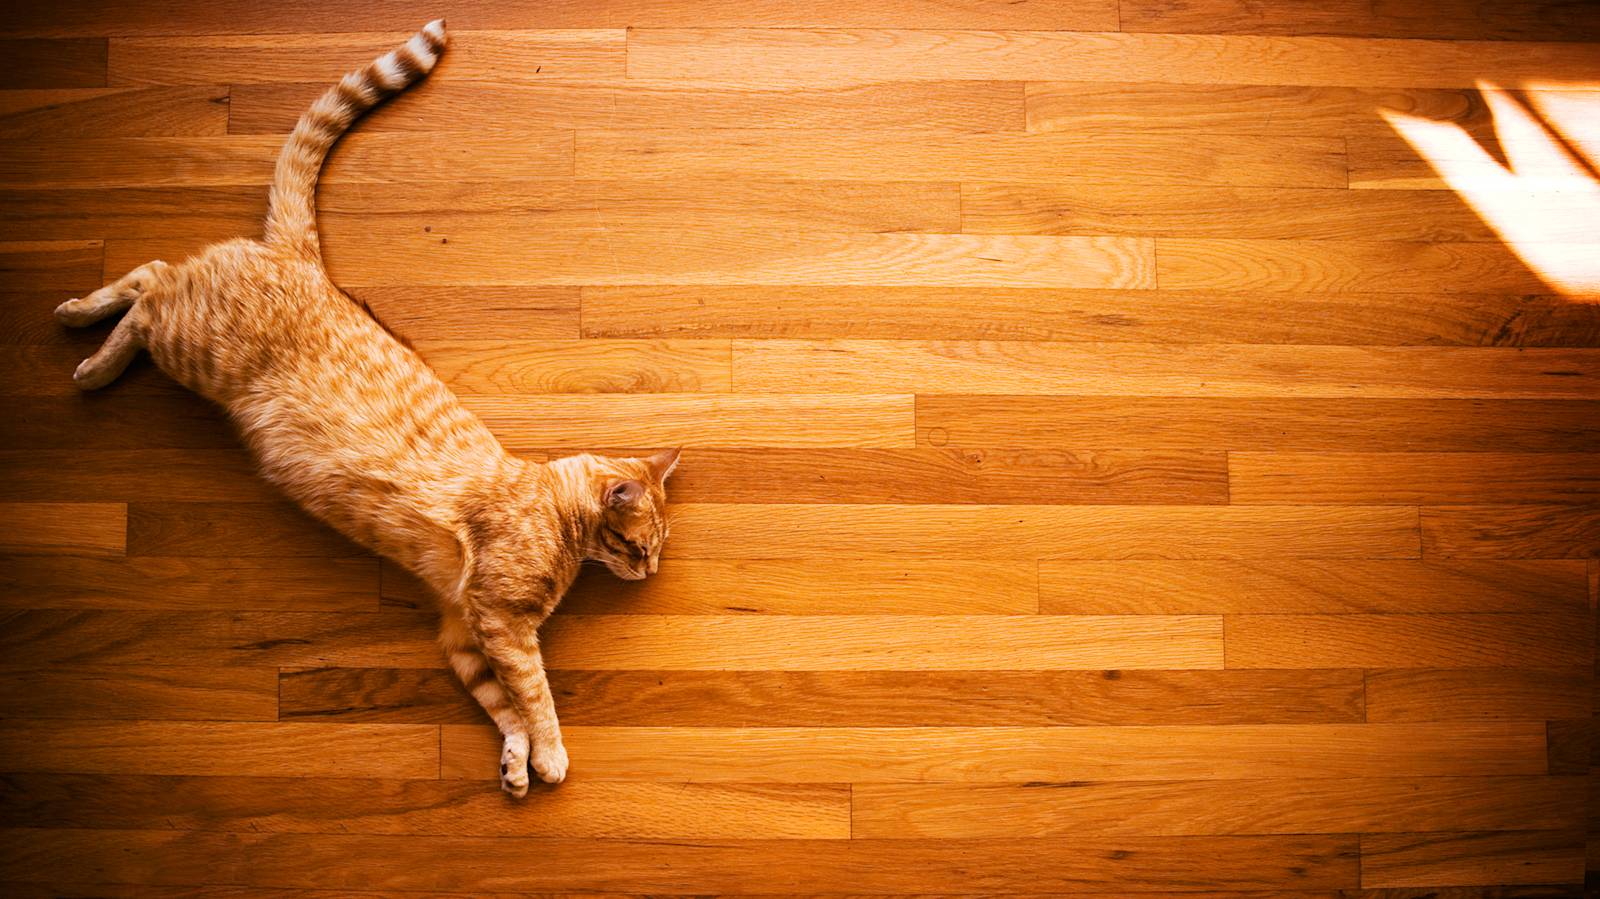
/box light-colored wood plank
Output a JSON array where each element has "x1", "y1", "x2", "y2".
[
  {"x1": 127, "y1": 502, "x2": 363, "y2": 558},
  {"x1": 581, "y1": 285, "x2": 1600, "y2": 346},
  {"x1": 440, "y1": 722, "x2": 1550, "y2": 782},
  {"x1": 463, "y1": 394, "x2": 915, "y2": 449},
  {"x1": 1232, "y1": 453, "x2": 1600, "y2": 504},
  {"x1": 625, "y1": 28, "x2": 1600, "y2": 89},
  {"x1": 1423, "y1": 505, "x2": 1600, "y2": 559},
  {"x1": 1225, "y1": 614, "x2": 1593, "y2": 668},
  {"x1": 1157, "y1": 238, "x2": 1585, "y2": 295},
  {"x1": 0, "y1": 186, "x2": 262, "y2": 241},
  {"x1": 1119, "y1": 0, "x2": 1600, "y2": 41},
  {"x1": 415, "y1": 339, "x2": 730, "y2": 394},
  {"x1": 0, "y1": 555, "x2": 378, "y2": 612},
  {"x1": 0, "y1": 829, "x2": 1354, "y2": 893},
  {"x1": 281, "y1": 667, "x2": 1364, "y2": 726},
  {"x1": 385, "y1": 557, "x2": 1039, "y2": 614},
  {"x1": 1040, "y1": 560, "x2": 1590, "y2": 614},
  {"x1": 0, "y1": 38, "x2": 106, "y2": 88},
  {"x1": 0, "y1": 721, "x2": 438, "y2": 778},
  {"x1": 0, "y1": 667, "x2": 278, "y2": 721},
  {"x1": 915, "y1": 396, "x2": 1600, "y2": 452},
  {"x1": 0, "y1": 610, "x2": 437, "y2": 669},
  {"x1": 576, "y1": 129, "x2": 1347, "y2": 188},
  {"x1": 0, "y1": 86, "x2": 228, "y2": 138},
  {"x1": 0, "y1": 132, "x2": 573, "y2": 189},
  {"x1": 532, "y1": 614, "x2": 1223, "y2": 671},
  {"x1": 0, "y1": 502, "x2": 125, "y2": 554},
  {"x1": 0, "y1": 775, "x2": 849, "y2": 839},
  {"x1": 348, "y1": 286, "x2": 578, "y2": 340},
  {"x1": 565, "y1": 447, "x2": 1225, "y2": 504},
  {"x1": 735, "y1": 340, "x2": 1600, "y2": 399},
  {"x1": 1350, "y1": 130, "x2": 1600, "y2": 191},
  {"x1": 1366, "y1": 668, "x2": 1594, "y2": 722},
  {"x1": 852, "y1": 776, "x2": 1584, "y2": 838},
  {"x1": 663, "y1": 503, "x2": 1419, "y2": 559},
  {"x1": 109, "y1": 30, "x2": 627, "y2": 84},
  {"x1": 229, "y1": 80, "x2": 1025, "y2": 133},
  {"x1": 1360, "y1": 830, "x2": 1585, "y2": 888}
]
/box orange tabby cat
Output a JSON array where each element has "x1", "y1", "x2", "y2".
[{"x1": 54, "y1": 19, "x2": 678, "y2": 797}]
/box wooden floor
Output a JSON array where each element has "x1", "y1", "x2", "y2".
[{"x1": 3, "y1": 0, "x2": 1600, "y2": 895}]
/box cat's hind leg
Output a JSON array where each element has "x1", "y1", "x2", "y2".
[{"x1": 57, "y1": 261, "x2": 168, "y2": 391}]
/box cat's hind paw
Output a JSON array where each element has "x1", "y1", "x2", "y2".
[
  {"x1": 531, "y1": 738, "x2": 568, "y2": 784},
  {"x1": 500, "y1": 732, "x2": 530, "y2": 798}
]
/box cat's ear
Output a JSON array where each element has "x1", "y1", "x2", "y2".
[
  {"x1": 606, "y1": 479, "x2": 644, "y2": 508},
  {"x1": 645, "y1": 447, "x2": 681, "y2": 482}
]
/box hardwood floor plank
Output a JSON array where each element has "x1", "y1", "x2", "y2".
[
  {"x1": 109, "y1": 30, "x2": 627, "y2": 85},
  {"x1": 1366, "y1": 668, "x2": 1594, "y2": 722},
  {"x1": 0, "y1": 86, "x2": 228, "y2": 138},
  {"x1": 0, "y1": 721, "x2": 438, "y2": 778},
  {"x1": 0, "y1": 829, "x2": 1355, "y2": 893},
  {"x1": 663, "y1": 503, "x2": 1419, "y2": 559},
  {"x1": 1118, "y1": 0, "x2": 1600, "y2": 41},
  {"x1": 0, "y1": 186, "x2": 264, "y2": 241},
  {"x1": 0, "y1": 394, "x2": 237, "y2": 450},
  {"x1": 0, "y1": 555, "x2": 378, "y2": 612},
  {"x1": 1360, "y1": 830, "x2": 1585, "y2": 888},
  {"x1": 1225, "y1": 614, "x2": 1593, "y2": 668},
  {"x1": 0, "y1": 667, "x2": 278, "y2": 721},
  {"x1": 595, "y1": 447, "x2": 1227, "y2": 504},
  {"x1": 737, "y1": 341, "x2": 1600, "y2": 399},
  {"x1": 576, "y1": 129, "x2": 1347, "y2": 188},
  {"x1": 0, "y1": 449, "x2": 272, "y2": 502},
  {"x1": 0, "y1": 239, "x2": 102, "y2": 291},
  {"x1": 439, "y1": 722, "x2": 1550, "y2": 782},
  {"x1": 0, "y1": 502, "x2": 125, "y2": 554},
  {"x1": 347, "y1": 287, "x2": 579, "y2": 341},
  {"x1": 1231, "y1": 453, "x2": 1600, "y2": 504},
  {"x1": 0, "y1": 132, "x2": 573, "y2": 190},
  {"x1": 625, "y1": 28, "x2": 1600, "y2": 89},
  {"x1": 280, "y1": 667, "x2": 1364, "y2": 726},
  {"x1": 0, "y1": 39, "x2": 106, "y2": 88},
  {"x1": 0, "y1": 610, "x2": 438, "y2": 669},
  {"x1": 23, "y1": 1, "x2": 1124, "y2": 35},
  {"x1": 0, "y1": 775, "x2": 849, "y2": 839},
  {"x1": 1040, "y1": 560, "x2": 1590, "y2": 614},
  {"x1": 414, "y1": 339, "x2": 730, "y2": 394},
  {"x1": 852, "y1": 776, "x2": 1585, "y2": 838},
  {"x1": 528, "y1": 614, "x2": 1223, "y2": 671},
  {"x1": 914, "y1": 396, "x2": 1600, "y2": 452},
  {"x1": 1422, "y1": 505, "x2": 1600, "y2": 559},
  {"x1": 463, "y1": 394, "x2": 916, "y2": 449},
  {"x1": 1156, "y1": 238, "x2": 1581, "y2": 295},
  {"x1": 384, "y1": 557, "x2": 1040, "y2": 614},
  {"x1": 127, "y1": 502, "x2": 364, "y2": 558},
  {"x1": 581, "y1": 285, "x2": 1600, "y2": 346},
  {"x1": 1350, "y1": 131, "x2": 1600, "y2": 191},
  {"x1": 229, "y1": 80, "x2": 1025, "y2": 133}
]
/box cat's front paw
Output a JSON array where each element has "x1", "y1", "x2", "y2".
[
  {"x1": 531, "y1": 738, "x2": 568, "y2": 784},
  {"x1": 500, "y1": 732, "x2": 530, "y2": 798}
]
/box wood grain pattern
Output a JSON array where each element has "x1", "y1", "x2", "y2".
[
  {"x1": 1365, "y1": 668, "x2": 1594, "y2": 722},
  {"x1": 663, "y1": 503, "x2": 1420, "y2": 559},
  {"x1": 0, "y1": 86, "x2": 228, "y2": 138},
  {"x1": 1040, "y1": 560, "x2": 1590, "y2": 614},
  {"x1": 0, "y1": 774, "x2": 850, "y2": 839},
  {"x1": 0, "y1": 38, "x2": 106, "y2": 88},
  {"x1": 1421, "y1": 505, "x2": 1600, "y2": 559},
  {"x1": 0, "y1": 667, "x2": 278, "y2": 721},
  {"x1": 415, "y1": 339, "x2": 731, "y2": 394},
  {"x1": 915, "y1": 396, "x2": 1600, "y2": 451},
  {"x1": 580, "y1": 285, "x2": 1600, "y2": 346},
  {"x1": 0, "y1": 239, "x2": 102, "y2": 290},
  {"x1": 0, "y1": 502, "x2": 124, "y2": 554},
  {"x1": 0, "y1": 555, "x2": 378, "y2": 611},
  {"x1": 1231, "y1": 453, "x2": 1600, "y2": 504},
  {"x1": 127, "y1": 502, "x2": 365, "y2": 557},
  {"x1": 852, "y1": 776, "x2": 1584, "y2": 838},
  {"x1": 734, "y1": 340, "x2": 1600, "y2": 398},
  {"x1": 1360, "y1": 830, "x2": 1585, "y2": 888},
  {"x1": 439, "y1": 722, "x2": 1550, "y2": 782},
  {"x1": 1118, "y1": 0, "x2": 1600, "y2": 41},
  {"x1": 1224, "y1": 614, "x2": 1593, "y2": 668},
  {"x1": 280, "y1": 667, "x2": 1364, "y2": 726}
]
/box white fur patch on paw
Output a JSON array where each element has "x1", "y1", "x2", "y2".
[
  {"x1": 500, "y1": 732, "x2": 530, "y2": 798},
  {"x1": 531, "y1": 739, "x2": 568, "y2": 785}
]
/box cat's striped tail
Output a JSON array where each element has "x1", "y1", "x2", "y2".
[{"x1": 264, "y1": 19, "x2": 447, "y2": 257}]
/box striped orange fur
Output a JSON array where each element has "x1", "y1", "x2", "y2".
[{"x1": 53, "y1": 19, "x2": 679, "y2": 796}]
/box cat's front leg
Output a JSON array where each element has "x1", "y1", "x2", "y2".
[{"x1": 472, "y1": 616, "x2": 569, "y2": 785}]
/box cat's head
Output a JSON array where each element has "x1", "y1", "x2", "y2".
[{"x1": 584, "y1": 448, "x2": 679, "y2": 581}]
